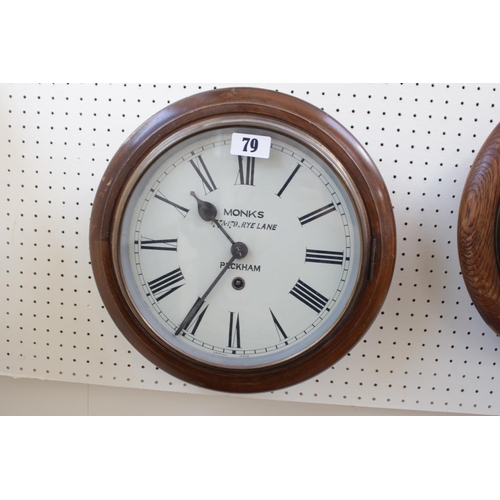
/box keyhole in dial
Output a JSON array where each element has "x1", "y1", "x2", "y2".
[{"x1": 232, "y1": 277, "x2": 246, "y2": 291}]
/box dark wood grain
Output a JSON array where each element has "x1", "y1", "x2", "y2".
[
  {"x1": 90, "y1": 88, "x2": 397, "y2": 393},
  {"x1": 458, "y1": 122, "x2": 500, "y2": 336}
]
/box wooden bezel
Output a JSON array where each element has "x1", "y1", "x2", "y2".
[
  {"x1": 458, "y1": 122, "x2": 500, "y2": 336},
  {"x1": 90, "y1": 88, "x2": 396, "y2": 393}
]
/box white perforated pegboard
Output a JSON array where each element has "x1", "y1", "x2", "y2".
[{"x1": 2, "y1": 83, "x2": 499, "y2": 415}]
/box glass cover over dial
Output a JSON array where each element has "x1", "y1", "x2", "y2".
[{"x1": 116, "y1": 122, "x2": 366, "y2": 369}]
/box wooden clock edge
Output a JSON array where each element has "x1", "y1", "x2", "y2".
[{"x1": 458, "y1": 122, "x2": 500, "y2": 335}]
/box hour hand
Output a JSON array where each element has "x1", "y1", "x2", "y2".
[
  {"x1": 191, "y1": 192, "x2": 235, "y2": 245},
  {"x1": 191, "y1": 191, "x2": 217, "y2": 222}
]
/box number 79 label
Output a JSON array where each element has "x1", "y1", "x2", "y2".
[{"x1": 231, "y1": 133, "x2": 272, "y2": 159}]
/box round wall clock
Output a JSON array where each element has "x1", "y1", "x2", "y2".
[
  {"x1": 458, "y1": 122, "x2": 500, "y2": 336},
  {"x1": 90, "y1": 88, "x2": 396, "y2": 393}
]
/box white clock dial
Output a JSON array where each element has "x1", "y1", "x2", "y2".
[{"x1": 117, "y1": 124, "x2": 364, "y2": 368}]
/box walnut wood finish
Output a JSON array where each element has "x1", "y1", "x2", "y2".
[
  {"x1": 90, "y1": 88, "x2": 397, "y2": 393},
  {"x1": 458, "y1": 122, "x2": 500, "y2": 336}
]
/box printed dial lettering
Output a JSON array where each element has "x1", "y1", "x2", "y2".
[
  {"x1": 290, "y1": 279, "x2": 329, "y2": 314},
  {"x1": 228, "y1": 312, "x2": 241, "y2": 350},
  {"x1": 183, "y1": 300, "x2": 209, "y2": 336},
  {"x1": 306, "y1": 249, "x2": 344, "y2": 265},
  {"x1": 236, "y1": 156, "x2": 256, "y2": 186},
  {"x1": 148, "y1": 268, "x2": 185, "y2": 302},
  {"x1": 277, "y1": 164, "x2": 301, "y2": 198},
  {"x1": 190, "y1": 155, "x2": 217, "y2": 193},
  {"x1": 299, "y1": 203, "x2": 336, "y2": 226},
  {"x1": 270, "y1": 309, "x2": 288, "y2": 341},
  {"x1": 140, "y1": 238, "x2": 178, "y2": 252},
  {"x1": 154, "y1": 193, "x2": 190, "y2": 217}
]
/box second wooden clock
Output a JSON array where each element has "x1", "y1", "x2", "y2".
[{"x1": 458, "y1": 122, "x2": 500, "y2": 336}]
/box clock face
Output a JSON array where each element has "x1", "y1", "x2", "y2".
[{"x1": 117, "y1": 122, "x2": 366, "y2": 369}]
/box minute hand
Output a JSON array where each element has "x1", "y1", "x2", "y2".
[{"x1": 175, "y1": 255, "x2": 237, "y2": 336}]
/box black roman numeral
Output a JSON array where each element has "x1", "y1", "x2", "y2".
[
  {"x1": 306, "y1": 249, "x2": 344, "y2": 265},
  {"x1": 299, "y1": 203, "x2": 336, "y2": 226},
  {"x1": 176, "y1": 297, "x2": 209, "y2": 336},
  {"x1": 290, "y1": 280, "x2": 329, "y2": 314},
  {"x1": 181, "y1": 299, "x2": 209, "y2": 336},
  {"x1": 236, "y1": 156, "x2": 256, "y2": 186},
  {"x1": 190, "y1": 155, "x2": 217, "y2": 193},
  {"x1": 228, "y1": 312, "x2": 241, "y2": 350},
  {"x1": 148, "y1": 268, "x2": 185, "y2": 302},
  {"x1": 270, "y1": 309, "x2": 288, "y2": 341},
  {"x1": 188, "y1": 303, "x2": 209, "y2": 336},
  {"x1": 277, "y1": 164, "x2": 301, "y2": 198},
  {"x1": 140, "y1": 238, "x2": 178, "y2": 252},
  {"x1": 154, "y1": 192, "x2": 189, "y2": 218}
]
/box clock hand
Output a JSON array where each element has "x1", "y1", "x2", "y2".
[
  {"x1": 175, "y1": 255, "x2": 236, "y2": 336},
  {"x1": 177, "y1": 194, "x2": 250, "y2": 336},
  {"x1": 191, "y1": 191, "x2": 236, "y2": 246},
  {"x1": 175, "y1": 240, "x2": 249, "y2": 336}
]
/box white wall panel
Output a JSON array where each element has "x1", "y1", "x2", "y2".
[{"x1": 2, "y1": 83, "x2": 499, "y2": 415}]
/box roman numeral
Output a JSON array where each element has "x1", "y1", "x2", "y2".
[
  {"x1": 188, "y1": 303, "x2": 209, "y2": 336},
  {"x1": 306, "y1": 249, "x2": 344, "y2": 265},
  {"x1": 236, "y1": 156, "x2": 255, "y2": 186},
  {"x1": 190, "y1": 155, "x2": 217, "y2": 193},
  {"x1": 140, "y1": 238, "x2": 178, "y2": 251},
  {"x1": 299, "y1": 203, "x2": 336, "y2": 226},
  {"x1": 176, "y1": 297, "x2": 209, "y2": 336},
  {"x1": 228, "y1": 312, "x2": 241, "y2": 350},
  {"x1": 270, "y1": 309, "x2": 288, "y2": 341},
  {"x1": 180, "y1": 298, "x2": 209, "y2": 336},
  {"x1": 148, "y1": 268, "x2": 185, "y2": 302},
  {"x1": 154, "y1": 192, "x2": 189, "y2": 217},
  {"x1": 276, "y1": 164, "x2": 301, "y2": 198},
  {"x1": 290, "y1": 280, "x2": 329, "y2": 314}
]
